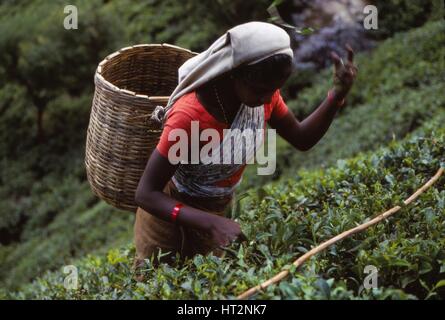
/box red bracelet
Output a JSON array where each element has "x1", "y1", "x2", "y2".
[
  {"x1": 327, "y1": 89, "x2": 345, "y2": 107},
  {"x1": 170, "y1": 203, "x2": 184, "y2": 223}
]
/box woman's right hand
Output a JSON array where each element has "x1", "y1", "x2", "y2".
[
  {"x1": 330, "y1": 44, "x2": 358, "y2": 99},
  {"x1": 207, "y1": 215, "x2": 247, "y2": 248}
]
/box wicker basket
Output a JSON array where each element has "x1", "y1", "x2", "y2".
[{"x1": 85, "y1": 44, "x2": 197, "y2": 212}]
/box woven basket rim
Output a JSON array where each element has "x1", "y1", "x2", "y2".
[{"x1": 95, "y1": 43, "x2": 198, "y2": 99}]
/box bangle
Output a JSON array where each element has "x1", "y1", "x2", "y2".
[
  {"x1": 170, "y1": 203, "x2": 184, "y2": 223},
  {"x1": 327, "y1": 89, "x2": 345, "y2": 107}
]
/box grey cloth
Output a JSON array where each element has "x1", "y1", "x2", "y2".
[
  {"x1": 171, "y1": 102, "x2": 265, "y2": 197},
  {"x1": 150, "y1": 21, "x2": 293, "y2": 126}
]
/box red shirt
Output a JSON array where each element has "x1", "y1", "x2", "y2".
[{"x1": 156, "y1": 89, "x2": 289, "y2": 188}]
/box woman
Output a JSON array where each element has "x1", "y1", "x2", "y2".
[{"x1": 134, "y1": 21, "x2": 357, "y2": 268}]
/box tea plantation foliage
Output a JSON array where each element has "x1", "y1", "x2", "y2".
[
  {"x1": 4, "y1": 118, "x2": 444, "y2": 300},
  {"x1": 0, "y1": 1, "x2": 444, "y2": 299}
]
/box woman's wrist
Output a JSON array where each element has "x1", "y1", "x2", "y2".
[
  {"x1": 328, "y1": 88, "x2": 346, "y2": 107},
  {"x1": 170, "y1": 203, "x2": 184, "y2": 223},
  {"x1": 175, "y1": 206, "x2": 217, "y2": 231}
]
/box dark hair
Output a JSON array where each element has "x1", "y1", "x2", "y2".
[{"x1": 232, "y1": 53, "x2": 293, "y2": 87}]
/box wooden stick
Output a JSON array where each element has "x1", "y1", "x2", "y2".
[
  {"x1": 237, "y1": 167, "x2": 444, "y2": 300},
  {"x1": 148, "y1": 96, "x2": 170, "y2": 103}
]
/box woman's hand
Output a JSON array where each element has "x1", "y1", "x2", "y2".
[
  {"x1": 330, "y1": 44, "x2": 358, "y2": 100},
  {"x1": 207, "y1": 214, "x2": 247, "y2": 249}
]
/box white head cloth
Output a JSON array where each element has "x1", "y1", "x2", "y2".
[{"x1": 150, "y1": 21, "x2": 293, "y2": 125}]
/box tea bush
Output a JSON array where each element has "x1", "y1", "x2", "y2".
[
  {"x1": 7, "y1": 116, "x2": 444, "y2": 300},
  {"x1": 0, "y1": 180, "x2": 134, "y2": 290},
  {"x1": 276, "y1": 84, "x2": 445, "y2": 171}
]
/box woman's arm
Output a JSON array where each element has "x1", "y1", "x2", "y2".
[
  {"x1": 269, "y1": 45, "x2": 358, "y2": 151},
  {"x1": 269, "y1": 89, "x2": 344, "y2": 151},
  {"x1": 135, "y1": 149, "x2": 246, "y2": 247}
]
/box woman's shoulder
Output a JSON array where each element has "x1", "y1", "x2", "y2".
[
  {"x1": 164, "y1": 91, "x2": 215, "y2": 129},
  {"x1": 166, "y1": 91, "x2": 209, "y2": 121}
]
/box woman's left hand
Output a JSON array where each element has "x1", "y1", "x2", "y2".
[{"x1": 330, "y1": 44, "x2": 358, "y2": 100}]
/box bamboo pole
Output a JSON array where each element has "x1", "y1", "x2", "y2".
[{"x1": 237, "y1": 167, "x2": 444, "y2": 300}]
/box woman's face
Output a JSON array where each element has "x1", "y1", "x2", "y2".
[{"x1": 233, "y1": 73, "x2": 290, "y2": 107}]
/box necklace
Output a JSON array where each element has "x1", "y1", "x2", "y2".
[{"x1": 212, "y1": 84, "x2": 229, "y2": 124}]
